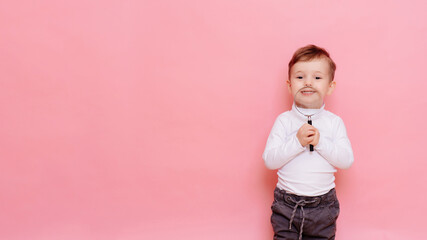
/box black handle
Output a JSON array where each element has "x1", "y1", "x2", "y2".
[{"x1": 308, "y1": 119, "x2": 314, "y2": 151}]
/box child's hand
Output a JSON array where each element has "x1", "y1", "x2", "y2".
[{"x1": 297, "y1": 123, "x2": 320, "y2": 147}]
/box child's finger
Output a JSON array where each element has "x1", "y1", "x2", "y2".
[
  {"x1": 306, "y1": 136, "x2": 314, "y2": 143},
  {"x1": 306, "y1": 129, "x2": 316, "y2": 136},
  {"x1": 307, "y1": 125, "x2": 317, "y2": 131}
]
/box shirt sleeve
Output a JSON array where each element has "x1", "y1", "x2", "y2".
[
  {"x1": 315, "y1": 116, "x2": 354, "y2": 169},
  {"x1": 262, "y1": 115, "x2": 305, "y2": 170}
]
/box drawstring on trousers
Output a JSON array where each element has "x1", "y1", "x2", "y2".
[{"x1": 287, "y1": 197, "x2": 318, "y2": 240}]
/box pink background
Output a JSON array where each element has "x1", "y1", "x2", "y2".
[{"x1": 1, "y1": 1, "x2": 426, "y2": 239}]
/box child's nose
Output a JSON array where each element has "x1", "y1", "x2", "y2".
[{"x1": 304, "y1": 78, "x2": 313, "y2": 86}]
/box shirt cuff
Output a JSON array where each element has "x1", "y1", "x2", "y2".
[{"x1": 293, "y1": 133, "x2": 306, "y2": 151}]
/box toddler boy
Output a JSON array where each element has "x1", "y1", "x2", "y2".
[{"x1": 262, "y1": 45, "x2": 354, "y2": 240}]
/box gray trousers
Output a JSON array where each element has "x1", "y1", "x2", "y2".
[{"x1": 271, "y1": 187, "x2": 340, "y2": 240}]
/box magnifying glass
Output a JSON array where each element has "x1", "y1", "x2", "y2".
[{"x1": 293, "y1": 87, "x2": 323, "y2": 151}]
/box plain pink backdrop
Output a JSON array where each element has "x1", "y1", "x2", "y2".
[{"x1": 1, "y1": 1, "x2": 426, "y2": 239}]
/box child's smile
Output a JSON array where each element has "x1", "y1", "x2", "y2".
[{"x1": 299, "y1": 87, "x2": 317, "y2": 96}]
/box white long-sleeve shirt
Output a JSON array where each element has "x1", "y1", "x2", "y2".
[{"x1": 262, "y1": 104, "x2": 354, "y2": 196}]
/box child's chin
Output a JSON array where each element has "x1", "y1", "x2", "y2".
[{"x1": 296, "y1": 100, "x2": 322, "y2": 109}]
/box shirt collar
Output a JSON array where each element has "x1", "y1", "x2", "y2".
[{"x1": 291, "y1": 102, "x2": 325, "y2": 121}]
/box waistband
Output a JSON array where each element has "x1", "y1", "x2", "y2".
[{"x1": 274, "y1": 187, "x2": 337, "y2": 208}]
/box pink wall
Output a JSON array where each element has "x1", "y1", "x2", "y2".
[{"x1": 1, "y1": 1, "x2": 426, "y2": 239}]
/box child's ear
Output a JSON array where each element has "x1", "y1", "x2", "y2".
[
  {"x1": 286, "y1": 80, "x2": 292, "y2": 94},
  {"x1": 327, "y1": 81, "x2": 336, "y2": 95}
]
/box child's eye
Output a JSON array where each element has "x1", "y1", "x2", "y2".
[
  {"x1": 296, "y1": 76, "x2": 303, "y2": 79},
  {"x1": 315, "y1": 77, "x2": 322, "y2": 79}
]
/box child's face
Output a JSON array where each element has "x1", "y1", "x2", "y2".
[{"x1": 287, "y1": 58, "x2": 336, "y2": 108}]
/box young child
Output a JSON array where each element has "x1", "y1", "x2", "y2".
[{"x1": 262, "y1": 45, "x2": 354, "y2": 240}]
